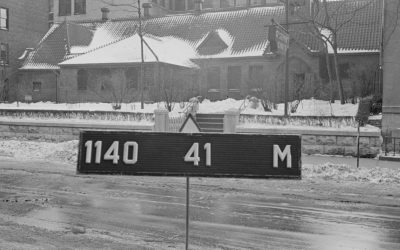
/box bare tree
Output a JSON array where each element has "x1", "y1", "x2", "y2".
[{"x1": 295, "y1": 0, "x2": 374, "y2": 104}]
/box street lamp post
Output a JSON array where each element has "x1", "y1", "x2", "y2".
[
  {"x1": 284, "y1": 0, "x2": 289, "y2": 117},
  {"x1": 138, "y1": 0, "x2": 145, "y2": 109}
]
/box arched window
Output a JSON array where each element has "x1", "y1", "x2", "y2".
[{"x1": 77, "y1": 69, "x2": 88, "y2": 90}]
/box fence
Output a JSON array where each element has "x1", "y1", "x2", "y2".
[{"x1": 383, "y1": 135, "x2": 400, "y2": 157}]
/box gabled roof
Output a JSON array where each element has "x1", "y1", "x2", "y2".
[
  {"x1": 20, "y1": 0, "x2": 381, "y2": 70},
  {"x1": 20, "y1": 22, "x2": 94, "y2": 70}
]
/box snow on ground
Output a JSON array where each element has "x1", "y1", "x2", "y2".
[
  {"x1": 0, "y1": 98, "x2": 359, "y2": 117},
  {"x1": 0, "y1": 139, "x2": 398, "y2": 184}
]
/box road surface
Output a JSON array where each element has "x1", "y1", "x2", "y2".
[{"x1": 0, "y1": 158, "x2": 399, "y2": 249}]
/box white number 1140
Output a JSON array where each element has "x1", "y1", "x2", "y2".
[{"x1": 184, "y1": 143, "x2": 211, "y2": 167}]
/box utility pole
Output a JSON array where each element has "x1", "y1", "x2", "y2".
[
  {"x1": 284, "y1": 0, "x2": 290, "y2": 117},
  {"x1": 138, "y1": 0, "x2": 145, "y2": 109}
]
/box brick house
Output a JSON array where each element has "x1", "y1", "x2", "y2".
[
  {"x1": 0, "y1": 0, "x2": 49, "y2": 102},
  {"x1": 19, "y1": 0, "x2": 382, "y2": 104}
]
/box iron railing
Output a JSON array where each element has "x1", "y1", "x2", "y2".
[{"x1": 383, "y1": 136, "x2": 400, "y2": 156}]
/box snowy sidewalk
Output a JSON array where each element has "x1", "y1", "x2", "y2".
[{"x1": 303, "y1": 154, "x2": 399, "y2": 170}]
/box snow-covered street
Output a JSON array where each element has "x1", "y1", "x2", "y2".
[{"x1": 0, "y1": 153, "x2": 399, "y2": 249}]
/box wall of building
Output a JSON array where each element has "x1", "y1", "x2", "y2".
[
  {"x1": 0, "y1": 0, "x2": 49, "y2": 102},
  {"x1": 58, "y1": 64, "x2": 195, "y2": 103},
  {"x1": 53, "y1": 0, "x2": 160, "y2": 22},
  {"x1": 18, "y1": 71, "x2": 58, "y2": 102},
  {"x1": 196, "y1": 45, "x2": 320, "y2": 102},
  {"x1": 382, "y1": 0, "x2": 400, "y2": 135}
]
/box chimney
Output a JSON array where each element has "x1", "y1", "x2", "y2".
[
  {"x1": 142, "y1": 3, "x2": 152, "y2": 18},
  {"x1": 101, "y1": 7, "x2": 110, "y2": 21},
  {"x1": 194, "y1": 0, "x2": 204, "y2": 13}
]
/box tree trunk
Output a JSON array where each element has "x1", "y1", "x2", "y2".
[
  {"x1": 323, "y1": 46, "x2": 334, "y2": 103},
  {"x1": 332, "y1": 33, "x2": 345, "y2": 104}
]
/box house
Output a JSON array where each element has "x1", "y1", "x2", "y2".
[
  {"x1": 0, "y1": 0, "x2": 49, "y2": 102},
  {"x1": 382, "y1": 0, "x2": 400, "y2": 135},
  {"x1": 19, "y1": 0, "x2": 382, "y2": 104}
]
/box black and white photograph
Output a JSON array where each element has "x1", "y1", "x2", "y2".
[{"x1": 0, "y1": 0, "x2": 399, "y2": 249}]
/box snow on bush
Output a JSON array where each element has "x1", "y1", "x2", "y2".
[
  {"x1": 303, "y1": 163, "x2": 400, "y2": 184},
  {"x1": 0, "y1": 98, "x2": 359, "y2": 117}
]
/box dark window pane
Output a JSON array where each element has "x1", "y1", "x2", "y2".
[
  {"x1": 0, "y1": 43, "x2": 8, "y2": 64},
  {"x1": 207, "y1": 67, "x2": 220, "y2": 90},
  {"x1": 74, "y1": 0, "x2": 86, "y2": 15},
  {"x1": 33, "y1": 82, "x2": 42, "y2": 92},
  {"x1": 59, "y1": 0, "x2": 71, "y2": 16},
  {"x1": 227, "y1": 66, "x2": 241, "y2": 90},
  {"x1": 248, "y1": 65, "x2": 264, "y2": 89},
  {"x1": 175, "y1": 0, "x2": 185, "y2": 11},
  {"x1": 77, "y1": 69, "x2": 88, "y2": 90}
]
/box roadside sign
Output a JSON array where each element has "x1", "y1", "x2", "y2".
[
  {"x1": 179, "y1": 114, "x2": 201, "y2": 133},
  {"x1": 77, "y1": 131, "x2": 301, "y2": 179}
]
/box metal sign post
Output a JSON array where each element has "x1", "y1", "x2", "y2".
[
  {"x1": 77, "y1": 131, "x2": 302, "y2": 249},
  {"x1": 185, "y1": 176, "x2": 189, "y2": 250}
]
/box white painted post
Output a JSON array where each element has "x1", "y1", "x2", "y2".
[
  {"x1": 224, "y1": 108, "x2": 240, "y2": 133},
  {"x1": 154, "y1": 109, "x2": 169, "y2": 132}
]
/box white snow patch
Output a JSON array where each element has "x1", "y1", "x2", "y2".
[{"x1": 303, "y1": 163, "x2": 400, "y2": 184}]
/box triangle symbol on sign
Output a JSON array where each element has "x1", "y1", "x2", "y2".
[{"x1": 179, "y1": 114, "x2": 201, "y2": 133}]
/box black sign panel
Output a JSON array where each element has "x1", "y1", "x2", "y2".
[{"x1": 77, "y1": 131, "x2": 301, "y2": 179}]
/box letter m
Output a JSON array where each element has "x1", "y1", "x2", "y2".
[{"x1": 273, "y1": 145, "x2": 292, "y2": 168}]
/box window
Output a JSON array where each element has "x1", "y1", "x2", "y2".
[
  {"x1": 160, "y1": 0, "x2": 165, "y2": 7},
  {"x1": 77, "y1": 69, "x2": 88, "y2": 90},
  {"x1": 175, "y1": 0, "x2": 185, "y2": 11},
  {"x1": 59, "y1": 0, "x2": 71, "y2": 16},
  {"x1": 0, "y1": 7, "x2": 8, "y2": 30},
  {"x1": 187, "y1": 0, "x2": 194, "y2": 10},
  {"x1": 0, "y1": 43, "x2": 8, "y2": 65},
  {"x1": 207, "y1": 67, "x2": 221, "y2": 90},
  {"x1": 125, "y1": 68, "x2": 139, "y2": 89},
  {"x1": 227, "y1": 66, "x2": 241, "y2": 90},
  {"x1": 74, "y1": 0, "x2": 86, "y2": 15},
  {"x1": 248, "y1": 65, "x2": 264, "y2": 90},
  {"x1": 33, "y1": 82, "x2": 42, "y2": 92}
]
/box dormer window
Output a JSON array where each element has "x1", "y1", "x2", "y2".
[{"x1": 197, "y1": 30, "x2": 230, "y2": 55}]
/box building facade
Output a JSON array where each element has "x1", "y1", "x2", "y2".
[
  {"x1": 51, "y1": 0, "x2": 282, "y2": 24},
  {"x1": 20, "y1": 1, "x2": 381, "y2": 105},
  {"x1": 382, "y1": 0, "x2": 400, "y2": 134},
  {"x1": 0, "y1": 0, "x2": 49, "y2": 102}
]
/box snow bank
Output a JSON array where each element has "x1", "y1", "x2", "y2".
[{"x1": 303, "y1": 163, "x2": 400, "y2": 184}]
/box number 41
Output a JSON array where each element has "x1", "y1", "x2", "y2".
[{"x1": 184, "y1": 143, "x2": 211, "y2": 167}]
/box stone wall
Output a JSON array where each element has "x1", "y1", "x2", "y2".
[
  {"x1": 0, "y1": 121, "x2": 153, "y2": 142},
  {"x1": 236, "y1": 127, "x2": 382, "y2": 157},
  {"x1": 18, "y1": 71, "x2": 58, "y2": 102}
]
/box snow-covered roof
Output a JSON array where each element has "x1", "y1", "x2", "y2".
[
  {"x1": 21, "y1": 1, "x2": 382, "y2": 70},
  {"x1": 59, "y1": 34, "x2": 199, "y2": 68}
]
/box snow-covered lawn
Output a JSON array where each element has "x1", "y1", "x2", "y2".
[{"x1": 0, "y1": 98, "x2": 359, "y2": 116}]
